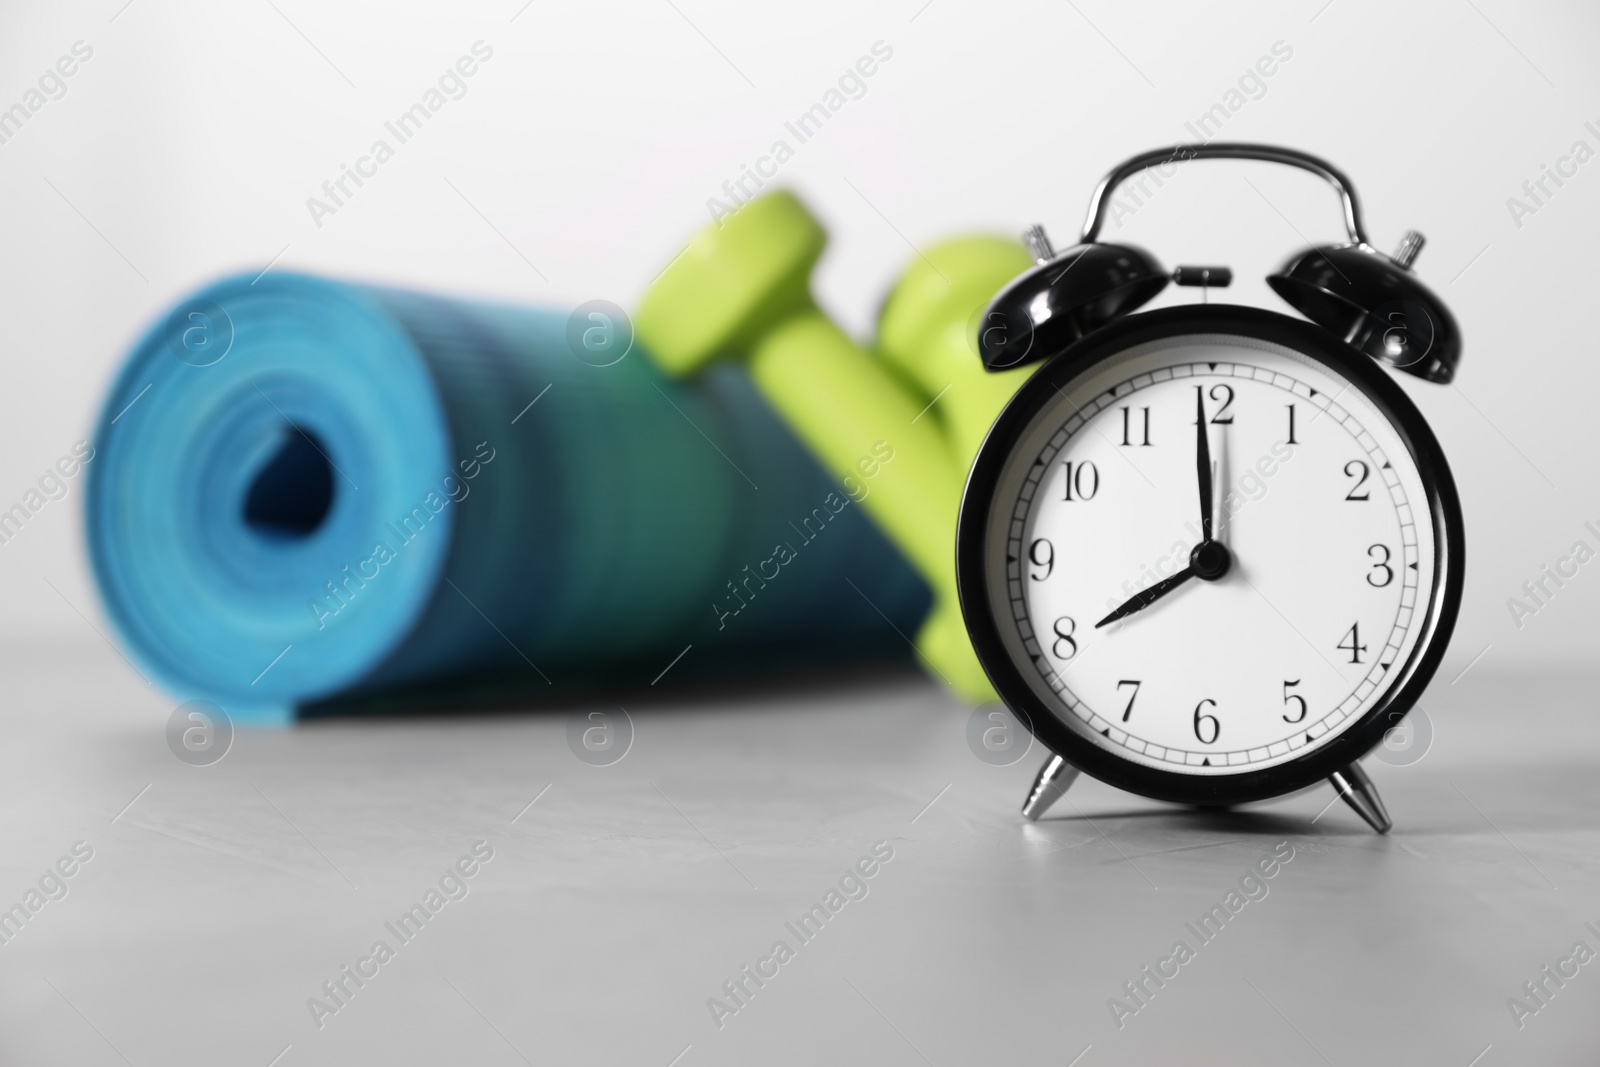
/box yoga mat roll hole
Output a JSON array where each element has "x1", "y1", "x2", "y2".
[{"x1": 241, "y1": 429, "x2": 337, "y2": 540}]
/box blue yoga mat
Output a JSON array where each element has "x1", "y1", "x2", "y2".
[{"x1": 86, "y1": 273, "x2": 929, "y2": 720}]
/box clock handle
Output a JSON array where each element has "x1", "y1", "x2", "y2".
[
  {"x1": 1079, "y1": 143, "x2": 1370, "y2": 248},
  {"x1": 1021, "y1": 753, "x2": 1082, "y2": 821},
  {"x1": 1329, "y1": 762, "x2": 1393, "y2": 834}
]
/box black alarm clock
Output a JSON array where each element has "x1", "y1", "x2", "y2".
[{"x1": 958, "y1": 144, "x2": 1464, "y2": 833}]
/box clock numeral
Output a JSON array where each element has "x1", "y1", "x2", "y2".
[
  {"x1": 1119, "y1": 406, "x2": 1151, "y2": 447},
  {"x1": 1337, "y1": 622, "x2": 1368, "y2": 664},
  {"x1": 1367, "y1": 544, "x2": 1394, "y2": 587},
  {"x1": 1051, "y1": 616, "x2": 1079, "y2": 661},
  {"x1": 1116, "y1": 679, "x2": 1141, "y2": 722},
  {"x1": 1062, "y1": 460, "x2": 1099, "y2": 501},
  {"x1": 1282, "y1": 679, "x2": 1307, "y2": 723},
  {"x1": 1286, "y1": 403, "x2": 1298, "y2": 445},
  {"x1": 1193, "y1": 698, "x2": 1220, "y2": 744},
  {"x1": 1344, "y1": 460, "x2": 1371, "y2": 501},
  {"x1": 1195, "y1": 384, "x2": 1235, "y2": 425},
  {"x1": 1028, "y1": 538, "x2": 1053, "y2": 581}
]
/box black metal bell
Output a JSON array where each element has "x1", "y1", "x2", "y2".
[
  {"x1": 1268, "y1": 235, "x2": 1460, "y2": 384},
  {"x1": 978, "y1": 241, "x2": 1168, "y2": 372}
]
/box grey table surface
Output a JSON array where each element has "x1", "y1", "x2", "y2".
[{"x1": 1, "y1": 640, "x2": 1596, "y2": 1066}]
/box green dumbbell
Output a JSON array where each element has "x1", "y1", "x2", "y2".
[
  {"x1": 871, "y1": 235, "x2": 1037, "y2": 700},
  {"x1": 635, "y1": 190, "x2": 1033, "y2": 703},
  {"x1": 876, "y1": 238, "x2": 1037, "y2": 475}
]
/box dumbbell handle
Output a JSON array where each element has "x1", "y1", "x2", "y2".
[
  {"x1": 750, "y1": 309, "x2": 998, "y2": 700},
  {"x1": 751, "y1": 310, "x2": 961, "y2": 601}
]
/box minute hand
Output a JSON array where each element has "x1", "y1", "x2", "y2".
[
  {"x1": 1196, "y1": 386, "x2": 1214, "y2": 542},
  {"x1": 1096, "y1": 566, "x2": 1196, "y2": 628}
]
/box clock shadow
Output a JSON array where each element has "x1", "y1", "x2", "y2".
[{"x1": 1036, "y1": 806, "x2": 1314, "y2": 837}]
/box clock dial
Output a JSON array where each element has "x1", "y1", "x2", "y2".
[{"x1": 984, "y1": 332, "x2": 1437, "y2": 775}]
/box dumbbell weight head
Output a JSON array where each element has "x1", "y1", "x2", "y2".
[
  {"x1": 876, "y1": 236, "x2": 1037, "y2": 471},
  {"x1": 636, "y1": 191, "x2": 825, "y2": 376},
  {"x1": 876, "y1": 235, "x2": 1034, "y2": 387}
]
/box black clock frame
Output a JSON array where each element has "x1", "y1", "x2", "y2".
[{"x1": 956, "y1": 303, "x2": 1465, "y2": 807}]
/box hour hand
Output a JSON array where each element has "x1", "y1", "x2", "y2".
[{"x1": 1096, "y1": 566, "x2": 1196, "y2": 628}]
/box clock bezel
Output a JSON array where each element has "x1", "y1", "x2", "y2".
[{"x1": 956, "y1": 304, "x2": 1464, "y2": 806}]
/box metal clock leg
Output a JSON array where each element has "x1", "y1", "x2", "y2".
[
  {"x1": 1021, "y1": 754, "x2": 1082, "y2": 821},
  {"x1": 1328, "y1": 762, "x2": 1392, "y2": 834}
]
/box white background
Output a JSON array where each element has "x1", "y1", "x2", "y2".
[{"x1": 1, "y1": 0, "x2": 1596, "y2": 681}]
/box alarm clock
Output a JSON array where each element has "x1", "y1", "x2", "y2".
[{"x1": 957, "y1": 144, "x2": 1464, "y2": 833}]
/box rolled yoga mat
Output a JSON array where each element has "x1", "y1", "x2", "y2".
[{"x1": 86, "y1": 273, "x2": 929, "y2": 722}]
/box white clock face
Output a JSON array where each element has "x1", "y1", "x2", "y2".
[{"x1": 986, "y1": 332, "x2": 1437, "y2": 775}]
